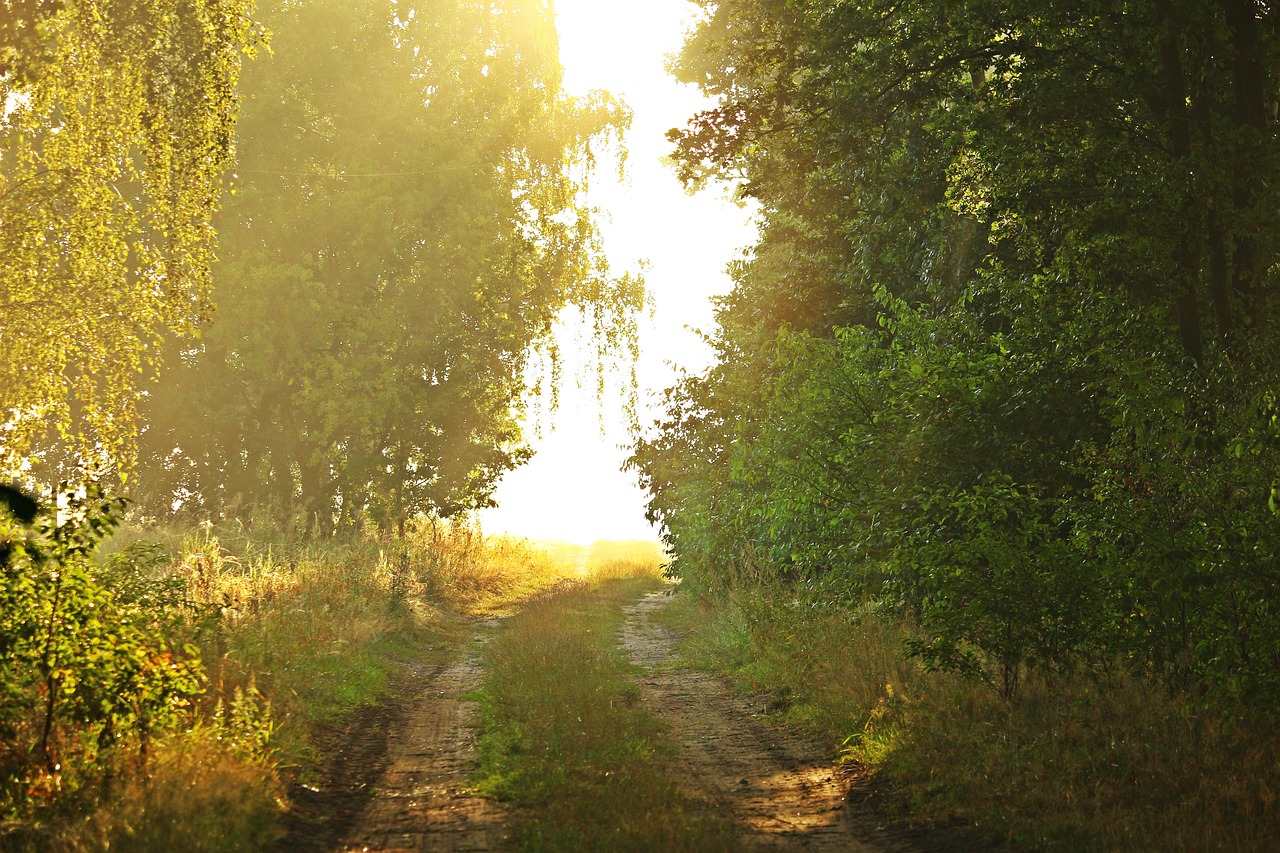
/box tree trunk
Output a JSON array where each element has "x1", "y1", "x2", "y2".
[
  {"x1": 1194, "y1": 82, "x2": 1237, "y2": 347},
  {"x1": 299, "y1": 460, "x2": 334, "y2": 537},
  {"x1": 1159, "y1": 2, "x2": 1205, "y2": 360},
  {"x1": 1226, "y1": 0, "x2": 1268, "y2": 325},
  {"x1": 1208, "y1": 208, "x2": 1235, "y2": 346}
]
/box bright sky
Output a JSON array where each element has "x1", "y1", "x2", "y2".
[{"x1": 478, "y1": 0, "x2": 756, "y2": 544}]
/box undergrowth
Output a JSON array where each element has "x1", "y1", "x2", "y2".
[
  {"x1": 664, "y1": 581, "x2": 1280, "y2": 851},
  {"x1": 2, "y1": 506, "x2": 610, "y2": 851},
  {"x1": 471, "y1": 554, "x2": 737, "y2": 851}
]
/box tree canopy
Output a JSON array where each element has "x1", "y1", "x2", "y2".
[
  {"x1": 134, "y1": 0, "x2": 643, "y2": 532},
  {"x1": 0, "y1": 0, "x2": 259, "y2": 479},
  {"x1": 633, "y1": 0, "x2": 1280, "y2": 707}
]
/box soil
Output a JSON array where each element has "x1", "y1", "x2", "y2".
[
  {"x1": 277, "y1": 682, "x2": 404, "y2": 852},
  {"x1": 278, "y1": 628, "x2": 505, "y2": 853},
  {"x1": 619, "y1": 590, "x2": 1000, "y2": 852}
]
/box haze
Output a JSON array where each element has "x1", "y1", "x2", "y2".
[{"x1": 479, "y1": 0, "x2": 757, "y2": 544}]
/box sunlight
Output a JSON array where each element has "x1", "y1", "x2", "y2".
[{"x1": 479, "y1": 0, "x2": 757, "y2": 545}]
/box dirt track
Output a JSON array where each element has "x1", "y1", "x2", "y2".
[
  {"x1": 619, "y1": 591, "x2": 867, "y2": 850},
  {"x1": 285, "y1": 592, "x2": 993, "y2": 852},
  {"x1": 621, "y1": 590, "x2": 987, "y2": 853},
  {"x1": 336, "y1": 630, "x2": 504, "y2": 853},
  {"x1": 279, "y1": 629, "x2": 505, "y2": 853}
]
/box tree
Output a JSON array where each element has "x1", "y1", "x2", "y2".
[
  {"x1": 0, "y1": 0, "x2": 260, "y2": 480},
  {"x1": 634, "y1": 0, "x2": 1280, "y2": 704},
  {"x1": 136, "y1": 0, "x2": 642, "y2": 533}
]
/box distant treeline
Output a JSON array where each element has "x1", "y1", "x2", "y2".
[
  {"x1": 631, "y1": 0, "x2": 1280, "y2": 709},
  {"x1": 2, "y1": 0, "x2": 642, "y2": 535},
  {"x1": 133, "y1": 0, "x2": 644, "y2": 534}
]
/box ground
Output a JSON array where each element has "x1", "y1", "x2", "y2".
[{"x1": 279, "y1": 590, "x2": 996, "y2": 852}]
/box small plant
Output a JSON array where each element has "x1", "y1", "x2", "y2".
[{"x1": 0, "y1": 482, "x2": 204, "y2": 831}]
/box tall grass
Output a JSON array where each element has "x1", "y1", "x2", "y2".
[
  {"x1": 585, "y1": 539, "x2": 667, "y2": 582},
  {"x1": 667, "y1": 583, "x2": 1280, "y2": 850},
  {"x1": 44, "y1": 730, "x2": 283, "y2": 853},
  {"x1": 405, "y1": 518, "x2": 570, "y2": 613},
  {"x1": 7, "y1": 516, "x2": 630, "y2": 851}
]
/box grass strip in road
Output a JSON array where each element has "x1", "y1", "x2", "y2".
[{"x1": 470, "y1": 571, "x2": 738, "y2": 852}]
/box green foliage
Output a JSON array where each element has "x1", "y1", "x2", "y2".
[
  {"x1": 0, "y1": 0, "x2": 260, "y2": 479},
  {"x1": 894, "y1": 476, "x2": 1099, "y2": 698},
  {"x1": 1076, "y1": 357, "x2": 1280, "y2": 704},
  {"x1": 632, "y1": 0, "x2": 1280, "y2": 713},
  {"x1": 136, "y1": 0, "x2": 644, "y2": 531},
  {"x1": 0, "y1": 483, "x2": 204, "y2": 823}
]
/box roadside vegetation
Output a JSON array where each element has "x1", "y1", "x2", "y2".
[
  {"x1": 0, "y1": 493, "x2": 585, "y2": 851},
  {"x1": 664, "y1": 575, "x2": 1280, "y2": 850},
  {"x1": 1, "y1": 0, "x2": 645, "y2": 847},
  {"x1": 628, "y1": 2, "x2": 1280, "y2": 849},
  {"x1": 471, "y1": 545, "x2": 738, "y2": 852}
]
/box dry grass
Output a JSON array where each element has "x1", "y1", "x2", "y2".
[
  {"x1": 585, "y1": 539, "x2": 667, "y2": 582},
  {"x1": 162, "y1": 522, "x2": 632, "y2": 775},
  {"x1": 891, "y1": 672, "x2": 1280, "y2": 850},
  {"x1": 46, "y1": 731, "x2": 283, "y2": 853},
  {"x1": 669, "y1": 590, "x2": 916, "y2": 751},
  {"x1": 406, "y1": 519, "x2": 571, "y2": 614},
  {"x1": 667, "y1": 585, "x2": 1280, "y2": 851},
  {"x1": 10, "y1": 520, "x2": 648, "y2": 850},
  {"x1": 171, "y1": 531, "x2": 433, "y2": 749}
]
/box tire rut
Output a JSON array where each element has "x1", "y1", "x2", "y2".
[
  {"x1": 336, "y1": 627, "x2": 504, "y2": 853},
  {"x1": 620, "y1": 591, "x2": 993, "y2": 852}
]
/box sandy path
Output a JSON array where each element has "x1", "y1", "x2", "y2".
[
  {"x1": 336, "y1": 630, "x2": 504, "y2": 853},
  {"x1": 621, "y1": 590, "x2": 978, "y2": 852}
]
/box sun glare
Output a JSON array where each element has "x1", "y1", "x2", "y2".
[{"x1": 478, "y1": 0, "x2": 757, "y2": 545}]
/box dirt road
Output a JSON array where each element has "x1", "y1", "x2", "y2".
[
  {"x1": 620, "y1": 591, "x2": 990, "y2": 853},
  {"x1": 336, "y1": 630, "x2": 504, "y2": 853},
  {"x1": 619, "y1": 591, "x2": 870, "y2": 851},
  {"x1": 286, "y1": 592, "x2": 991, "y2": 851},
  {"x1": 279, "y1": 629, "x2": 505, "y2": 853}
]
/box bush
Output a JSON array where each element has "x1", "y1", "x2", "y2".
[{"x1": 0, "y1": 484, "x2": 204, "y2": 827}]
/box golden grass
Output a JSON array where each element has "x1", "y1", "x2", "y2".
[
  {"x1": 10, "y1": 520, "x2": 658, "y2": 850},
  {"x1": 666, "y1": 586, "x2": 1280, "y2": 851},
  {"x1": 406, "y1": 519, "x2": 571, "y2": 614},
  {"x1": 173, "y1": 532, "x2": 432, "y2": 739},
  {"x1": 585, "y1": 539, "x2": 667, "y2": 582},
  {"x1": 48, "y1": 731, "x2": 283, "y2": 853}
]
